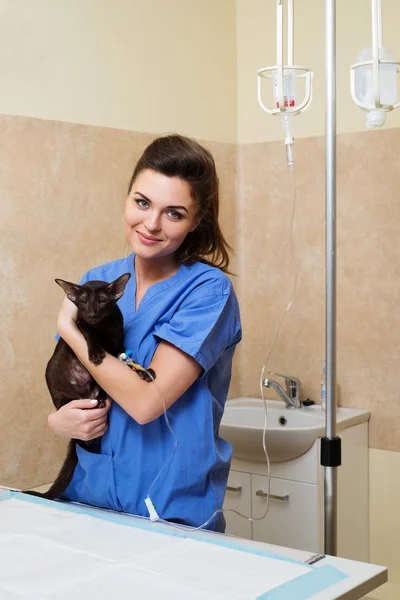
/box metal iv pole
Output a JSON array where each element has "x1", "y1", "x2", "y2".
[
  {"x1": 322, "y1": 0, "x2": 341, "y2": 557},
  {"x1": 257, "y1": 0, "x2": 341, "y2": 556}
]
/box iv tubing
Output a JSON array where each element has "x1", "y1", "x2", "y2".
[
  {"x1": 130, "y1": 164, "x2": 300, "y2": 532},
  {"x1": 63, "y1": 169, "x2": 300, "y2": 533},
  {"x1": 145, "y1": 164, "x2": 299, "y2": 532}
]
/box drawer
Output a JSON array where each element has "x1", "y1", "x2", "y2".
[
  {"x1": 223, "y1": 470, "x2": 252, "y2": 540},
  {"x1": 251, "y1": 474, "x2": 321, "y2": 553}
]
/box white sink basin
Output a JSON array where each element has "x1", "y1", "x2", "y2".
[{"x1": 220, "y1": 397, "x2": 370, "y2": 463}]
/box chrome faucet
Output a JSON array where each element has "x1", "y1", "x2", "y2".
[{"x1": 263, "y1": 372, "x2": 302, "y2": 409}]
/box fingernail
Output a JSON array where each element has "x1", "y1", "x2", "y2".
[{"x1": 90, "y1": 400, "x2": 98, "y2": 405}]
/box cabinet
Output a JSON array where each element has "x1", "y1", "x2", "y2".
[
  {"x1": 225, "y1": 472, "x2": 321, "y2": 552},
  {"x1": 224, "y1": 470, "x2": 252, "y2": 540},
  {"x1": 223, "y1": 422, "x2": 369, "y2": 562}
]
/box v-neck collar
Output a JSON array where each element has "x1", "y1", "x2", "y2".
[{"x1": 126, "y1": 253, "x2": 185, "y2": 314}]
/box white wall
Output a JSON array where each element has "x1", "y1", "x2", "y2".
[
  {"x1": 0, "y1": 0, "x2": 237, "y2": 142},
  {"x1": 236, "y1": 0, "x2": 400, "y2": 143}
]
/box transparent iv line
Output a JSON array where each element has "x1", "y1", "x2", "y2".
[{"x1": 138, "y1": 168, "x2": 300, "y2": 532}]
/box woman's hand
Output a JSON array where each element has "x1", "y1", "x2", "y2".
[{"x1": 47, "y1": 398, "x2": 111, "y2": 441}]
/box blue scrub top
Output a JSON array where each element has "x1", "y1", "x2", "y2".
[{"x1": 62, "y1": 253, "x2": 242, "y2": 532}]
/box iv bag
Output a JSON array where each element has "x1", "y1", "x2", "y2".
[
  {"x1": 273, "y1": 69, "x2": 296, "y2": 109},
  {"x1": 354, "y1": 46, "x2": 398, "y2": 128}
]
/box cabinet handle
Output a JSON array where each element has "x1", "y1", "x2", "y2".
[
  {"x1": 256, "y1": 489, "x2": 289, "y2": 502},
  {"x1": 226, "y1": 485, "x2": 242, "y2": 494}
]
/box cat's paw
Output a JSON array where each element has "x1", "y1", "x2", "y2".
[{"x1": 89, "y1": 349, "x2": 106, "y2": 365}]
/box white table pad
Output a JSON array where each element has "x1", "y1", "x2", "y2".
[{"x1": 0, "y1": 490, "x2": 385, "y2": 600}]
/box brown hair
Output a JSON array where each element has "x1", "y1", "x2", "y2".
[{"x1": 127, "y1": 134, "x2": 231, "y2": 272}]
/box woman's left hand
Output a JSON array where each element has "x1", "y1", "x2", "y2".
[{"x1": 57, "y1": 296, "x2": 78, "y2": 337}]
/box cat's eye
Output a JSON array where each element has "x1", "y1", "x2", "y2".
[
  {"x1": 80, "y1": 299, "x2": 88, "y2": 304},
  {"x1": 98, "y1": 297, "x2": 108, "y2": 304}
]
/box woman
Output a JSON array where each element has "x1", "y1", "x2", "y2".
[{"x1": 49, "y1": 134, "x2": 242, "y2": 532}]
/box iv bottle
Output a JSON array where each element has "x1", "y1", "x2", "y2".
[
  {"x1": 354, "y1": 46, "x2": 398, "y2": 128},
  {"x1": 320, "y1": 362, "x2": 326, "y2": 410},
  {"x1": 273, "y1": 68, "x2": 296, "y2": 109}
]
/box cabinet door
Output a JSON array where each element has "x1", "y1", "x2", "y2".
[
  {"x1": 251, "y1": 474, "x2": 321, "y2": 553},
  {"x1": 223, "y1": 470, "x2": 252, "y2": 540}
]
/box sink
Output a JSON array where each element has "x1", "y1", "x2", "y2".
[{"x1": 220, "y1": 396, "x2": 370, "y2": 463}]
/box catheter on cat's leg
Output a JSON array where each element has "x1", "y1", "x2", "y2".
[{"x1": 118, "y1": 350, "x2": 156, "y2": 382}]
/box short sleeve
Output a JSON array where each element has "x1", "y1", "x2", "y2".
[{"x1": 154, "y1": 286, "x2": 241, "y2": 374}]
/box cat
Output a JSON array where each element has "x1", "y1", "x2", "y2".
[{"x1": 24, "y1": 273, "x2": 131, "y2": 500}]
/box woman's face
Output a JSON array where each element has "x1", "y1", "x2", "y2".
[{"x1": 124, "y1": 169, "x2": 199, "y2": 262}]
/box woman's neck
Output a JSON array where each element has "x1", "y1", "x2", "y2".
[{"x1": 133, "y1": 254, "x2": 180, "y2": 286}]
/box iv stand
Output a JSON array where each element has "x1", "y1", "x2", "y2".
[
  {"x1": 257, "y1": 0, "x2": 340, "y2": 556},
  {"x1": 323, "y1": 0, "x2": 341, "y2": 557}
]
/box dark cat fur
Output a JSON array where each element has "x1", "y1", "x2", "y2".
[{"x1": 24, "y1": 273, "x2": 131, "y2": 500}]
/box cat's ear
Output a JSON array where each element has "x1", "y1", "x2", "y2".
[
  {"x1": 55, "y1": 279, "x2": 81, "y2": 303},
  {"x1": 108, "y1": 273, "x2": 131, "y2": 300}
]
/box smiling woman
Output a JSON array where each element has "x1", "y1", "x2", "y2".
[
  {"x1": 46, "y1": 134, "x2": 242, "y2": 533},
  {"x1": 125, "y1": 170, "x2": 199, "y2": 264}
]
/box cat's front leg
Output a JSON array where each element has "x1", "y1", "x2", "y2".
[
  {"x1": 79, "y1": 326, "x2": 106, "y2": 365},
  {"x1": 87, "y1": 342, "x2": 106, "y2": 366}
]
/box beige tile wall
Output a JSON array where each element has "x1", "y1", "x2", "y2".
[
  {"x1": 0, "y1": 114, "x2": 237, "y2": 488},
  {"x1": 235, "y1": 128, "x2": 400, "y2": 452},
  {"x1": 1, "y1": 114, "x2": 399, "y2": 490}
]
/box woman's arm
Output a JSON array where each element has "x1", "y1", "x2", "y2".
[{"x1": 57, "y1": 298, "x2": 202, "y2": 425}]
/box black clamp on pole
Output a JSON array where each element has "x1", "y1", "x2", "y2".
[{"x1": 320, "y1": 437, "x2": 342, "y2": 467}]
